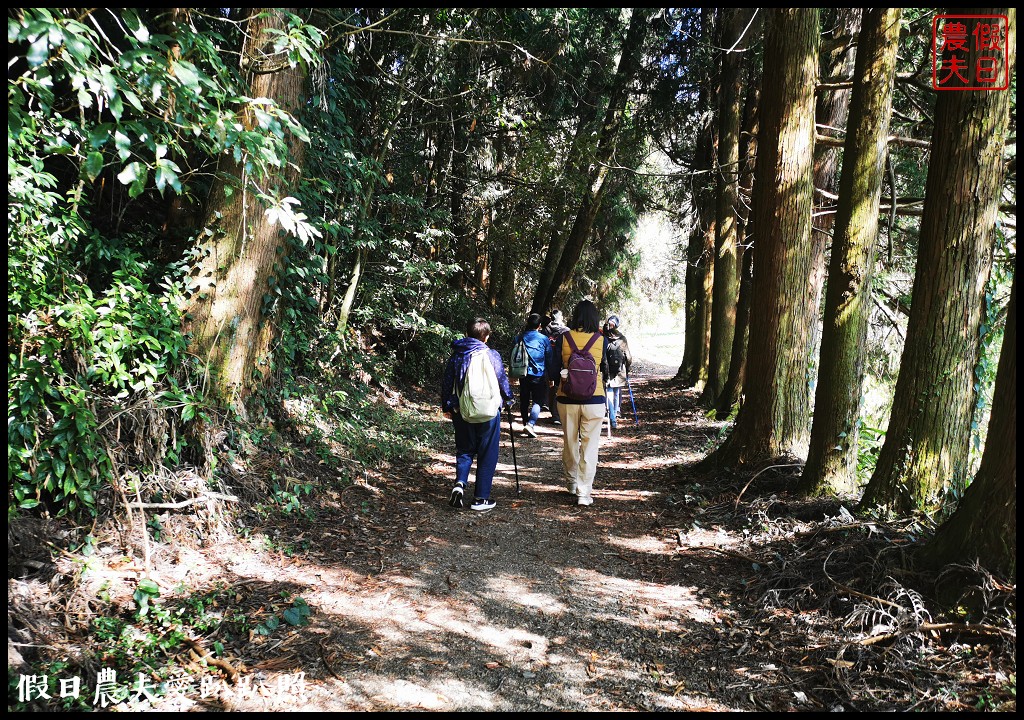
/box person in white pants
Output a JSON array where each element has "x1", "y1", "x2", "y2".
[{"x1": 552, "y1": 299, "x2": 609, "y2": 506}]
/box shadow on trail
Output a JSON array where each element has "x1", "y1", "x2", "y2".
[{"x1": 182, "y1": 363, "x2": 1007, "y2": 713}]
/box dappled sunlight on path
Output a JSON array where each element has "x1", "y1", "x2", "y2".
[{"x1": 205, "y1": 358, "x2": 747, "y2": 711}]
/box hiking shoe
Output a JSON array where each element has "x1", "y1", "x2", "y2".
[
  {"x1": 553, "y1": 418, "x2": 561, "y2": 426},
  {"x1": 471, "y1": 497, "x2": 496, "y2": 512},
  {"x1": 524, "y1": 424, "x2": 537, "y2": 438},
  {"x1": 449, "y1": 484, "x2": 465, "y2": 509}
]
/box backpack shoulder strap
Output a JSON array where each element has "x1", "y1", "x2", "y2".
[
  {"x1": 563, "y1": 330, "x2": 579, "y2": 352},
  {"x1": 580, "y1": 331, "x2": 599, "y2": 353}
]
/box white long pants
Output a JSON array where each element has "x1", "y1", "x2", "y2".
[{"x1": 559, "y1": 402, "x2": 605, "y2": 503}]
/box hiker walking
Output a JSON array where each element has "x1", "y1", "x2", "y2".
[
  {"x1": 511, "y1": 312, "x2": 554, "y2": 438},
  {"x1": 552, "y1": 300, "x2": 609, "y2": 507},
  {"x1": 602, "y1": 314, "x2": 633, "y2": 431},
  {"x1": 440, "y1": 317, "x2": 514, "y2": 512},
  {"x1": 543, "y1": 310, "x2": 569, "y2": 426}
]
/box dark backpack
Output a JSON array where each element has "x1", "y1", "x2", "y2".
[
  {"x1": 509, "y1": 336, "x2": 529, "y2": 378},
  {"x1": 606, "y1": 338, "x2": 624, "y2": 379},
  {"x1": 562, "y1": 332, "x2": 600, "y2": 400}
]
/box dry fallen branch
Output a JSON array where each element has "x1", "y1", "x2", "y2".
[
  {"x1": 184, "y1": 635, "x2": 240, "y2": 684},
  {"x1": 860, "y1": 622, "x2": 1015, "y2": 646},
  {"x1": 734, "y1": 464, "x2": 803, "y2": 510},
  {"x1": 127, "y1": 492, "x2": 239, "y2": 510},
  {"x1": 823, "y1": 550, "x2": 906, "y2": 611},
  {"x1": 687, "y1": 544, "x2": 764, "y2": 566}
]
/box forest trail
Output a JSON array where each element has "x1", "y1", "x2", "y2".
[
  {"x1": 164, "y1": 357, "x2": 781, "y2": 712},
  {"x1": 17, "y1": 353, "x2": 1010, "y2": 712}
]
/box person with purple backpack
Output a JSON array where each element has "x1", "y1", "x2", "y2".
[{"x1": 551, "y1": 299, "x2": 609, "y2": 506}]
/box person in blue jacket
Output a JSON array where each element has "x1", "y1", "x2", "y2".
[
  {"x1": 440, "y1": 317, "x2": 513, "y2": 512},
  {"x1": 514, "y1": 312, "x2": 554, "y2": 438}
]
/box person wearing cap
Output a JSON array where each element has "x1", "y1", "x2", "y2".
[
  {"x1": 543, "y1": 310, "x2": 569, "y2": 425},
  {"x1": 602, "y1": 314, "x2": 632, "y2": 430}
]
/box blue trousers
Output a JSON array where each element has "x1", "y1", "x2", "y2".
[
  {"x1": 606, "y1": 387, "x2": 622, "y2": 428},
  {"x1": 519, "y1": 375, "x2": 547, "y2": 427},
  {"x1": 452, "y1": 412, "x2": 501, "y2": 500}
]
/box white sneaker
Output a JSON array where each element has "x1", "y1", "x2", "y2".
[
  {"x1": 524, "y1": 424, "x2": 537, "y2": 438},
  {"x1": 577, "y1": 496, "x2": 593, "y2": 506},
  {"x1": 471, "y1": 497, "x2": 496, "y2": 512}
]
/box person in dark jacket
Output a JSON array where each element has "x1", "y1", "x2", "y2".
[
  {"x1": 513, "y1": 312, "x2": 554, "y2": 438},
  {"x1": 440, "y1": 318, "x2": 513, "y2": 512},
  {"x1": 543, "y1": 310, "x2": 569, "y2": 425},
  {"x1": 602, "y1": 315, "x2": 633, "y2": 430}
]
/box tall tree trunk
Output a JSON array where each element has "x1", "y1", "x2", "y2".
[
  {"x1": 681, "y1": 133, "x2": 718, "y2": 390},
  {"x1": 922, "y1": 273, "x2": 1015, "y2": 579},
  {"x1": 450, "y1": 117, "x2": 474, "y2": 291},
  {"x1": 716, "y1": 241, "x2": 753, "y2": 415},
  {"x1": 186, "y1": 8, "x2": 307, "y2": 410},
  {"x1": 860, "y1": 9, "x2": 1015, "y2": 514},
  {"x1": 801, "y1": 8, "x2": 902, "y2": 497},
  {"x1": 700, "y1": 8, "x2": 820, "y2": 469},
  {"x1": 703, "y1": 7, "x2": 753, "y2": 406},
  {"x1": 541, "y1": 8, "x2": 653, "y2": 311},
  {"x1": 531, "y1": 97, "x2": 601, "y2": 315},
  {"x1": 678, "y1": 8, "x2": 718, "y2": 387},
  {"x1": 716, "y1": 67, "x2": 760, "y2": 414},
  {"x1": 332, "y1": 82, "x2": 411, "y2": 333},
  {"x1": 807, "y1": 8, "x2": 863, "y2": 386}
]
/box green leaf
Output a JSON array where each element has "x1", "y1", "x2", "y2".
[
  {"x1": 137, "y1": 578, "x2": 160, "y2": 597},
  {"x1": 283, "y1": 607, "x2": 309, "y2": 626},
  {"x1": 155, "y1": 160, "x2": 181, "y2": 194},
  {"x1": 28, "y1": 37, "x2": 51, "y2": 68},
  {"x1": 109, "y1": 92, "x2": 124, "y2": 120},
  {"x1": 123, "y1": 89, "x2": 144, "y2": 113},
  {"x1": 85, "y1": 152, "x2": 104, "y2": 181},
  {"x1": 124, "y1": 10, "x2": 150, "y2": 42},
  {"x1": 173, "y1": 61, "x2": 200, "y2": 90},
  {"x1": 117, "y1": 161, "x2": 140, "y2": 185},
  {"x1": 114, "y1": 130, "x2": 132, "y2": 161}
]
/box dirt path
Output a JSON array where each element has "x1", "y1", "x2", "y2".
[
  {"x1": 179, "y1": 359, "x2": 766, "y2": 711},
  {"x1": 18, "y1": 356, "x2": 1009, "y2": 712}
]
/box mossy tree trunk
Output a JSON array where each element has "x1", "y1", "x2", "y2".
[
  {"x1": 922, "y1": 273, "x2": 1015, "y2": 579},
  {"x1": 679, "y1": 129, "x2": 717, "y2": 390},
  {"x1": 678, "y1": 8, "x2": 718, "y2": 388},
  {"x1": 703, "y1": 7, "x2": 753, "y2": 406},
  {"x1": 530, "y1": 104, "x2": 596, "y2": 316},
  {"x1": 701, "y1": 8, "x2": 819, "y2": 468},
  {"x1": 860, "y1": 9, "x2": 1015, "y2": 514},
  {"x1": 807, "y1": 8, "x2": 863, "y2": 384},
  {"x1": 185, "y1": 8, "x2": 307, "y2": 411},
  {"x1": 716, "y1": 240, "x2": 753, "y2": 416},
  {"x1": 716, "y1": 58, "x2": 760, "y2": 414},
  {"x1": 801, "y1": 8, "x2": 902, "y2": 497}
]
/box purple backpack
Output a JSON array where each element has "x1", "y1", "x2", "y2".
[{"x1": 562, "y1": 331, "x2": 600, "y2": 400}]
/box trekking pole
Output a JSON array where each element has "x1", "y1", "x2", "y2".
[
  {"x1": 626, "y1": 373, "x2": 639, "y2": 426},
  {"x1": 505, "y1": 406, "x2": 521, "y2": 496}
]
